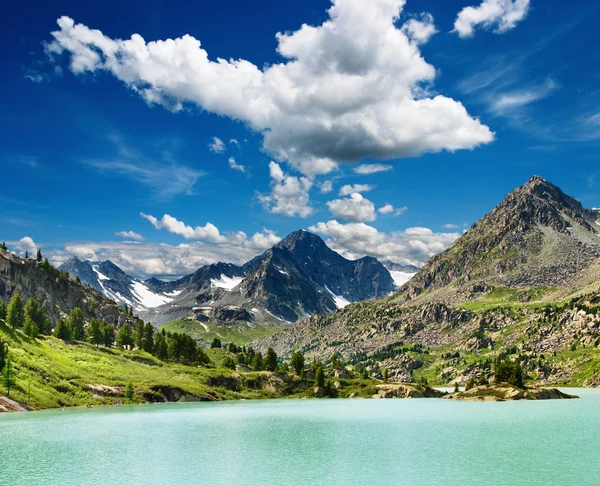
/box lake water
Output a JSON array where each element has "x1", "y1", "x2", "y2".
[{"x1": 1, "y1": 390, "x2": 599, "y2": 485}]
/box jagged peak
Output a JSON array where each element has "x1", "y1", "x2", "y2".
[{"x1": 276, "y1": 229, "x2": 327, "y2": 251}]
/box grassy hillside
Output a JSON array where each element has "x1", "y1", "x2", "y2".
[
  {"x1": 0, "y1": 320, "x2": 379, "y2": 411},
  {"x1": 159, "y1": 319, "x2": 282, "y2": 346}
]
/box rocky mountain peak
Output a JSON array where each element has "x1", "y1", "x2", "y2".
[
  {"x1": 275, "y1": 229, "x2": 329, "y2": 254},
  {"x1": 398, "y1": 176, "x2": 600, "y2": 302}
]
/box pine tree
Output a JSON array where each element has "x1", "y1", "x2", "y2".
[
  {"x1": 211, "y1": 337, "x2": 222, "y2": 349},
  {"x1": 0, "y1": 242, "x2": 7, "y2": 251},
  {"x1": 153, "y1": 333, "x2": 168, "y2": 360},
  {"x1": 24, "y1": 298, "x2": 48, "y2": 335},
  {"x1": 116, "y1": 324, "x2": 134, "y2": 349},
  {"x1": 124, "y1": 381, "x2": 134, "y2": 402},
  {"x1": 383, "y1": 368, "x2": 389, "y2": 382},
  {"x1": 265, "y1": 347, "x2": 278, "y2": 372},
  {"x1": 142, "y1": 323, "x2": 154, "y2": 353},
  {"x1": 54, "y1": 319, "x2": 71, "y2": 340},
  {"x1": 67, "y1": 308, "x2": 85, "y2": 341},
  {"x1": 87, "y1": 318, "x2": 102, "y2": 347},
  {"x1": 36, "y1": 249, "x2": 42, "y2": 263},
  {"x1": 2, "y1": 355, "x2": 16, "y2": 397},
  {"x1": 7, "y1": 293, "x2": 25, "y2": 330},
  {"x1": 134, "y1": 320, "x2": 144, "y2": 350},
  {"x1": 23, "y1": 317, "x2": 39, "y2": 339},
  {"x1": 316, "y1": 366, "x2": 325, "y2": 387},
  {"x1": 290, "y1": 351, "x2": 305, "y2": 375},
  {"x1": 252, "y1": 352, "x2": 264, "y2": 371},
  {"x1": 25, "y1": 250, "x2": 29, "y2": 259},
  {"x1": 0, "y1": 339, "x2": 8, "y2": 372},
  {"x1": 101, "y1": 321, "x2": 115, "y2": 348},
  {"x1": 0, "y1": 300, "x2": 6, "y2": 321}
]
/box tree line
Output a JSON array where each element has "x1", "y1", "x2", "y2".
[{"x1": 0, "y1": 292, "x2": 210, "y2": 369}]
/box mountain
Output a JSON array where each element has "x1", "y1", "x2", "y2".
[
  {"x1": 0, "y1": 249, "x2": 133, "y2": 327},
  {"x1": 381, "y1": 260, "x2": 419, "y2": 287},
  {"x1": 255, "y1": 176, "x2": 600, "y2": 385},
  {"x1": 139, "y1": 230, "x2": 396, "y2": 326},
  {"x1": 59, "y1": 257, "x2": 180, "y2": 311},
  {"x1": 398, "y1": 175, "x2": 600, "y2": 303}
]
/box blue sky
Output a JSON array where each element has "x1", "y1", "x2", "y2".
[{"x1": 1, "y1": 0, "x2": 599, "y2": 278}]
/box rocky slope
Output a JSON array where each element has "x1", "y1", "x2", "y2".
[
  {"x1": 0, "y1": 250, "x2": 134, "y2": 327},
  {"x1": 398, "y1": 175, "x2": 600, "y2": 304},
  {"x1": 140, "y1": 230, "x2": 395, "y2": 326},
  {"x1": 255, "y1": 176, "x2": 600, "y2": 386}
]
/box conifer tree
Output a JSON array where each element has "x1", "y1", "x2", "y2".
[
  {"x1": 252, "y1": 352, "x2": 264, "y2": 371},
  {"x1": 25, "y1": 250, "x2": 29, "y2": 259},
  {"x1": 101, "y1": 321, "x2": 115, "y2": 348},
  {"x1": 265, "y1": 347, "x2": 278, "y2": 372},
  {"x1": 36, "y1": 249, "x2": 42, "y2": 262},
  {"x1": 134, "y1": 320, "x2": 144, "y2": 349},
  {"x1": 0, "y1": 242, "x2": 7, "y2": 251},
  {"x1": 67, "y1": 308, "x2": 85, "y2": 341},
  {"x1": 142, "y1": 323, "x2": 154, "y2": 353},
  {"x1": 87, "y1": 318, "x2": 102, "y2": 347},
  {"x1": 0, "y1": 339, "x2": 8, "y2": 372},
  {"x1": 23, "y1": 316, "x2": 38, "y2": 339},
  {"x1": 54, "y1": 319, "x2": 71, "y2": 340},
  {"x1": 24, "y1": 298, "x2": 48, "y2": 335},
  {"x1": 290, "y1": 351, "x2": 305, "y2": 376},
  {"x1": 316, "y1": 366, "x2": 325, "y2": 387},
  {"x1": 116, "y1": 324, "x2": 134, "y2": 349},
  {"x1": 0, "y1": 300, "x2": 6, "y2": 321},
  {"x1": 7, "y1": 293, "x2": 25, "y2": 330},
  {"x1": 2, "y1": 355, "x2": 16, "y2": 397},
  {"x1": 124, "y1": 381, "x2": 134, "y2": 402}
]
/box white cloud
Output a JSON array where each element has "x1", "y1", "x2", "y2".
[
  {"x1": 454, "y1": 0, "x2": 530, "y2": 38},
  {"x1": 401, "y1": 13, "x2": 438, "y2": 44},
  {"x1": 327, "y1": 193, "x2": 377, "y2": 223},
  {"x1": 141, "y1": 213, "x2": 226, "y2": 242},
  {"x1": 248, "y1": 229, "x2": 281, "y2": 250},
  {"x1": 379, "y1": 204, "x2": 408, "y2": 216},
  {"x1": 47, "y1": 226, "x2": 282, "y2": 279},
  {"x1": 10, "y1": 237, "x2": 38, "y2": 257},
  {"x1": 320, "y1": 180, "x2": 334, "y2": 194},
  {"x1": 309, "y1": 220, "x2": 460, "y2": 266},
  {"x1": 443, "y1": 223, "x2": 460, "y2": 229},
  {"x1": 229, "y1": 138, "x2": 240, "y2": 146},
  {"x1": 228, "y1": 157, "x2": 246, "y2": 173},
  {"x1": 257, "y1": 162, "x2": 313, "y2": 218},
  {"x1": 378, "y1": 204, "x2": 394, "y2": 215},
  {"x1": 338, "y1": 184, "x2": 376, "y2": 197},
  {"x1": 47, "y1": 3, "x2": 493, "y2": 177},
  {"x1": 86, "y1": 139, "x2": 203, "y2": 200},
  {"x1": 353, "y1": 164, "x2": 394, "y2": 175},
  {"x1": 489, "y1": 79, "x2": 560, "y2": 115},
  {"x1": 209, "y1": 136, "x2": 226, "y2": 153},
  {"x1": 116, "y1": 230, "x2": 144, "y2": 241}
]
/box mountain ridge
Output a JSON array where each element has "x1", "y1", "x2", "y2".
[{"x1": 60, "y1": 230, "x2": 396, "y2": 326}]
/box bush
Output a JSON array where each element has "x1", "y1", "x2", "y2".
[{"x1": 494, "y1": 358, "x2": 524, "y2": 388}]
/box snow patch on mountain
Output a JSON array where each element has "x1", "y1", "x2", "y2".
[
  {"x1": 325, "y1": 286, "x2": 351, "y2": 309},
  {"x1": 389, "y1": 271, "x2": 416, "y2": 287},
  {"x1": 211, "y1": 275, "x2": 245, "y2": 291},
  {"x1": 130, "y1": 281, "x2": 174, "y2": 309}
]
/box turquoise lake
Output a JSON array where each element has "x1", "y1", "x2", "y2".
[{"x1": 1, "y1": 389, "x2": 599, "y2": 485}]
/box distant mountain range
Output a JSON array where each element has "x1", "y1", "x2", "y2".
[{"x1": 59, "y1": 230, "x2": 401, "y2": 326}]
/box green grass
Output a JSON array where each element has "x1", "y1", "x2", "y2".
[
  {"x1": 159, "y1": 319, "x2": 283, "y2": 346},
  {"x1": 0, "y1": 320, "x2": 387, "y2": 411},
  {"x1": 459, "y1": 286, "x2": 558, "y2": 311}
]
